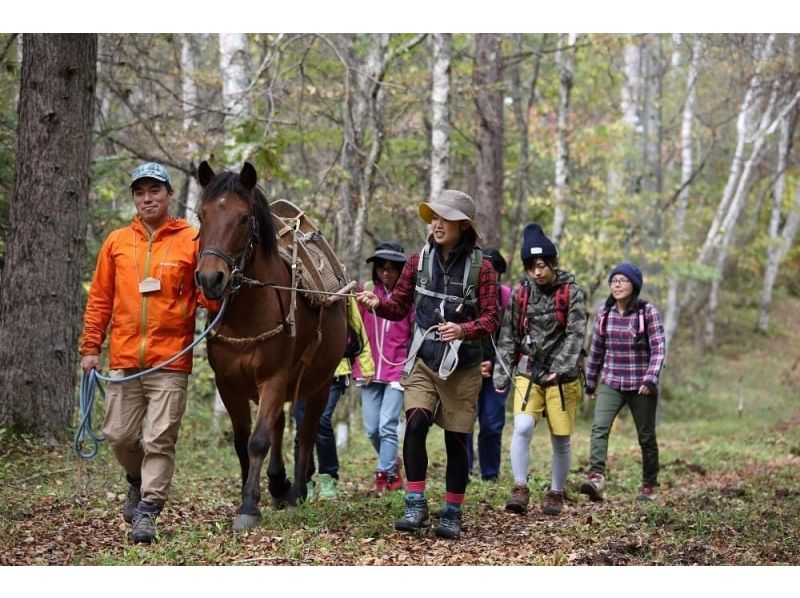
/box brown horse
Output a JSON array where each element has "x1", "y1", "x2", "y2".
[{"x1": 195, "y1": 161, "x2": 346, "y2": 532}]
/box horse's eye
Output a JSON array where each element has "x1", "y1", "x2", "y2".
[{"x1": 239, "y1": 215, "x2": 249, "y2": 226}]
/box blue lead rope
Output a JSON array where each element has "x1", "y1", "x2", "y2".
[{"x1": 73, "y1": 298, "x2": 229, "y2": 459}]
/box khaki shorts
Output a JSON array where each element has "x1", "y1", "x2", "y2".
[
  {"x1": 512, "y1": 376, "x2": 581, "y2": 436},
  {"x1": 402, "y1": 360, "x2": 482, "y2": 433}
]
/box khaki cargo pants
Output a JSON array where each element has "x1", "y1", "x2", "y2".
[{"x1": 103, "y1": 370, "x2": 188, "y2": 506}]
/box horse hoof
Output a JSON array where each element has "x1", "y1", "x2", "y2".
[{"x1": 232, "y1": 513, "x2": 261, "y2": 532}]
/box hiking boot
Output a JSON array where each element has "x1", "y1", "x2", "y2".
[
  {"x1": 505, "y1": 483, "x2": 530, "y2": 514},
  {"x1": 318, "y1": 473, "x2": 339, "y2": 500},
  {"x1": 131, "y1": 501, "x2": 160, "y2": 544},
  {"x1": 375, "y1": 471, "x2": 389, "y2": 495},
  {"x1": 636, "y1": 482, "x2": 658, "y2": 501},
  {"x1": 395, "y1": 495, "x2": 430, "y2": 532},
  {"x1": 122, "y1": 476, "x2": 142, "y2": 524},
  {"x1": 579, "y1": 472, "x2": 606, "y2": 502},
  {"x1": 305, "y1": 479, "x2": 316, "y2": 502},
  {"x1": 386, "y1": 457, "x2": 404, "y2": 492},
  {"x1": 542, "y1": 489, "x2": 565, "y2": 516},
  {"x1": 434, "y1": 506, "x2": 462, "y2": 540}
]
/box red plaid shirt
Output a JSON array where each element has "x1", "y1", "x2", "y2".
[{"x1": 375, "y1": 251, "x2": 499, "y2": 340}]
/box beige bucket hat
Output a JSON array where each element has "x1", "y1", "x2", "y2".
[{"x1": 418, "y1": 189, "x2": 481, "y2": 238}]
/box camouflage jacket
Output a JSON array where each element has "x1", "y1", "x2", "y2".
[{"x1": 493, "y1": 269, "x2": 587, "y2": 389}]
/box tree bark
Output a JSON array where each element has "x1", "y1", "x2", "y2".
[
  {"x1": 551, "y1": 33, "x2": 577, "y2": 244},
  {"x1": 429, "y1": 33, "x2": 451, "y2": 202},
  {"x1": 664, "y1": 37, "x2": 700, "y2": 354},
  {"x1": 180, "y1": 33, "x2": 201, "y2": 226},
  {"x1": 0, "y1": 34, "x2": 97, "y2": 441},
  {"x1": 758, "y1": 34, "x2": 799, "y2": 333},
  {"x1": 337, "y1": 33, "x2": 390, "y2": 279},
  {"x1": 473, "y1": 33, "x2": 504, "y2": 249},
  {"x1": 507, "y1": 34, "x2": 545, "y2": 271}
]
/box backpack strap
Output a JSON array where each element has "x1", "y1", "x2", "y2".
[
  {"x1": 413, "y1": 244, "x2": 481, "y2": 311},
  {"x1": 599, "y1": 299, "x2": 649, "y2": 341},
  {"x1": 516, "y1": 279, "x2": 531, "y2": 340},
  {"x1": 554, "y1": 282, "x2": 571, "y2": 328}
]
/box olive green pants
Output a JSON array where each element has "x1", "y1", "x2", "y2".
[{"x1": 588, "y1": 383, "x2": 659, "y2": 486}]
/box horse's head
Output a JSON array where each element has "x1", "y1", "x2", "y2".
[{"x1": 195, "y1": 161, "x2": 273, "y2": 300}]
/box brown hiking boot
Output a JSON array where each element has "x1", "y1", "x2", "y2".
[
  {"x1": 579, "y1": 472, "x2": 606, "y2": 502},
  {"x1": 542, "y1": 489, "x2": 565, "y2": 516},
  {"x1": 636, "y1": 482, "x2": 658, "y2": 501},
  {"x1": 505, "y1": 483, "x2": 530, "y2": 514}
]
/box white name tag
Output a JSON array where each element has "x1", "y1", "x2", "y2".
[
  {"x1": 139, "y1": 277, "x2": 161, "y2": 294},
  {"x1": 530, "y1": 247, "x2": 543, "y2": 255}
]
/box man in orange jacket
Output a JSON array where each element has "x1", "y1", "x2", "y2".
[{"x1": 79, "y1": 162, "x2": 210, "y2": 544}]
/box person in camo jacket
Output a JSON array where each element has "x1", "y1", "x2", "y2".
[{"x1": 493, "y1": 223, "x2": 587, "y2": 517}]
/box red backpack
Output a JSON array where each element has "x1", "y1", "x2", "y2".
[{"x1": 516, "y1": 280, "x2": 572, "y2": 339}]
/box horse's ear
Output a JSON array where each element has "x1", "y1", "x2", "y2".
[
  {"x1": 198, "y1": 161, "x2": 215, "y2": 187},
  {"x1": 239, "y1": 162, "x2": 257, "y2": 191}
]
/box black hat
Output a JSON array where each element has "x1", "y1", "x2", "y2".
[
  {"x1": 520, "y1": 223, "x2": 557, "y2": 261},
  {"x1": 366, "y1": 241, "x2": 407, "y2": 264},
  {"x1": 482, "y1": 247, "x2": 507, "y2": 274}
]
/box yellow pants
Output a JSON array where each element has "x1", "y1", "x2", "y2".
[{"x1": 512, "y1": 376, "x2": 581, "y2": 435}]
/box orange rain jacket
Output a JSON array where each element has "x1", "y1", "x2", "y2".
[{"x1": 80, "y1": 215, "x2": 212, "y2": 373}]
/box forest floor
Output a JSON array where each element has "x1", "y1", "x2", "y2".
[{"x1": 1, "y1": 297, "x2": 799, "y2": 567}]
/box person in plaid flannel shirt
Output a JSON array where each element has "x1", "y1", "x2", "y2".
[
  {"x1": 580, "y1": 262, "x2": 666, "y2": 502},
  {"x1": 357, "y1": 189, "x2": 498, "y2": 540}
]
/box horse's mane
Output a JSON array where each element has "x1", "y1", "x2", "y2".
[{"x1": 201, "y1": 170, "x2": 278, "y2": 255}]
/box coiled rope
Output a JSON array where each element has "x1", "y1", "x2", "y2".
[{"x1": 73, "y1": 297, "x2": 229, "y2": 459}]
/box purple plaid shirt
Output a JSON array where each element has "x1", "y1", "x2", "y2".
[{"x1": 584, "y1": 301, "x2": 666, "y2": 392}]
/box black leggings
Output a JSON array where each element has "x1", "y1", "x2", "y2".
[{"x1": 404, "y1": 408, "x2": 470, "y2": 495}]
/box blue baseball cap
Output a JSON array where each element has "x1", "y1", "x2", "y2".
[{"x1": 130, "y1": 162, "x2": 171, "y2": 187}]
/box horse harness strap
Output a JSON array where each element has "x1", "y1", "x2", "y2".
[{"x1": 208, "y1": 322, "x2": 285, "y2": 346}]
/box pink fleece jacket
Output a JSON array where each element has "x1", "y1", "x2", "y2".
[{"x1": 353, "y1": 281, "x2": 414, "y2": 382}]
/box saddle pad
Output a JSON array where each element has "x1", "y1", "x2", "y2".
[{"x1": 271, "y1": 199, "x2": 350, "y2": 307}]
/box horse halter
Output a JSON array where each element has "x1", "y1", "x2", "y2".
[{"x1": 198, "y1": 213, "x2": 259, "y2": 295}]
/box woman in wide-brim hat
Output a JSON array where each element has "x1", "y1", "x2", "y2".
[{"x1": 356, "y1": 189, "x2": 499, "y2": 540}]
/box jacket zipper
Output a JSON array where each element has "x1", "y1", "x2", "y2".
[{"x1": 138, "y1": 232, "x2": 153, "y2": 367}]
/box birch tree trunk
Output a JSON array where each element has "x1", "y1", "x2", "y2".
[
  {"x1": 551, "y1": 33, "x2": 577, "y2": 244},
  {"x1": 430, "y1": 33, "x2": 451, "y2": 202},
  {"x1": 758, "y1": 34, "x2": 799, "y2": 333},
  {"x1": 604, "y1": 38, "x2": 642, "y2": 252},
  {"x1": 473, "y1": 33, "x2": 503, "y2": 249},
  {"x1": 219, "y1": 33, "x2": 252, "y2": 162},
  {"x1": 698, "y1": 34, "x2": 777, "y2": 266},
  {"x1": 704, "y1": 39, "x2": 781, "y2": 345},
  {"x1": 0, "y1": 34, "x2": 97, "y2": 440},
  {"x1": 181, "y1": 33, "x2": 201, "y2": 226},
  {"x1": 664, "y1": 37, "x2": 699, "y2": 354}
]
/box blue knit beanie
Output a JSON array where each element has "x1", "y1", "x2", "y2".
[
  {"x1": 520, "y1": 223, "x2": 557, "y2": 262},
  {"x1": 608, "y1": 262, "x2": 643, "y2": 294}
]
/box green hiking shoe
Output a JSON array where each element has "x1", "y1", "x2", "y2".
[
  {"x1": 318, "y1": 473, "x2": 339, "y2": 500},
  {"x1": 304, "y1": 479, "x2": 316, "y2": 502}
]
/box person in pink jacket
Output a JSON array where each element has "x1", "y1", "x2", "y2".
[{"x1": 354, "y1": 242, "x2": 414, "y2": 494}]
